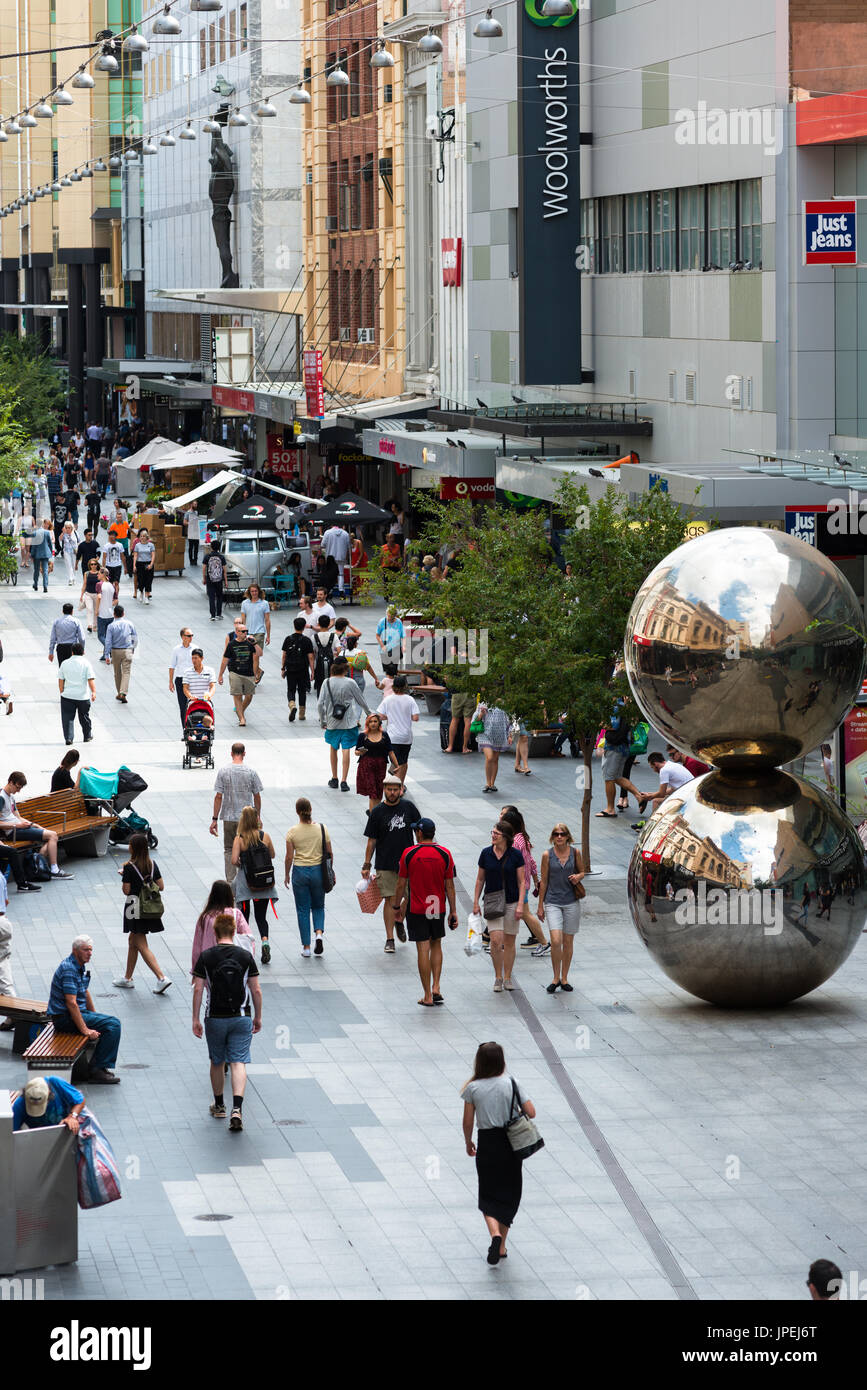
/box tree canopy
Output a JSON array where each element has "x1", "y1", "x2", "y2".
[{"x1": 0, "y1": 332, "x2": 65, "y2": 439}]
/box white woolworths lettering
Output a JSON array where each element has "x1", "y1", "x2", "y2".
[
  {"x1": 49, "y1": 1322, "x2": 152, "y2": 1371},
  {"x1": 538, "y1": 47, "x2": 570, "y2": 220}
]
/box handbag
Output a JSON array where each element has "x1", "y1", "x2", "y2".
[
  {"x1": 629, "y1": 720, "x2": 649, "y2": 756},
  {"x1": 505, "y1": 1078, "x2": 544, "y2": 1160},
  {"x1": 469, "y1": 703, "x2": 485, "y2": 735},
  {"x1": 572, "y1": 848, "x2": 586, "y2": 901},
  {"x1": 482, "y1": 888, "x2": 506, "y2": 920},
  {"x1": 355, "y1": 874, "x2": 381, "y2": 914},
  {"x1": 320, "y1": 823, "x2": 336, "y2": 894}
]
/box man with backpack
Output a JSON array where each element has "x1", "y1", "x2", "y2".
[
  {"x1": 192, "y1": 912, "x2": 262, "y2": 1132},
  {"x1": 281, "y1": 617, "x2": 315, "y2": 722},
  {"x1": 202, "y1": 541, "x2": 227, "y2": 621},
  {"x1": 318, "y1": 655, "x2": 371, "y2": 792},
  {"x1": 312, "y1": 614, "x2": 336, "y2": 696}
]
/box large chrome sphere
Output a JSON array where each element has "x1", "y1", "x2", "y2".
[
  {"x1": 627, "y1": 769, "x2": 867, "y2": 1006},
  {"x1": 624, "y1": 527, "x2": 867, "y2": 767}
]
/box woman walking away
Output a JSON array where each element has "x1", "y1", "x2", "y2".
[
  {"x1": 284, "y1": 797, "x2": 332, "y2": 958},
  {"x1": 461, "y1": 1041, "x2": 536, "y2": 1265},
  {"x1": 114, "y1": 833, "x2": 173, "y2": 993},
  {"x1": 475, "y1": 700, "x2": 512, "y2": 793},
  {"x1": 231, "y1": 805, "x2": 277, "y2": 964},
  {"x1": 79, "y1": 557, "x2": 101, "y2": 632},
  {"x1": 500, "y1": 805, "x2": 548, "y2": 954},
  {"x1": 355, "y1": 712, "x2": 398, "y2": 809},
  {"x1": 472, "y1": 820, "x2": 524, "y2": 993},
  {"x1": 191, "y1": 879, "x2": 253, "y2": 973},
  {"x1": 538, "y1": 824, "x2": 584, "y2": 993}
]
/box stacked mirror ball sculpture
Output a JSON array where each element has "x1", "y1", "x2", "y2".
[{"x1": 624, "y1": 527, "x2": 867, "y2": 1006}]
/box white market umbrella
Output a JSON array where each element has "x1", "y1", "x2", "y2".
[
  {"x1": 158, "y1": 440, "x2": 246, "y2": 468},
  {"x1": 121, "y1": 435, "x2": 178, "y2": 470}
]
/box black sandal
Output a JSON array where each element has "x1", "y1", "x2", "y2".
[{"x1": 487, "y1": 1236, "x2": 502, "y2": 1266}]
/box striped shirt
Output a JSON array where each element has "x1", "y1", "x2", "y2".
[{"x1": 184, "y1": 666, "x2": 216, "y2": 700}]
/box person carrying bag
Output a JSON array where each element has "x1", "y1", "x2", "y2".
[{"x1": 115, "y1": 833, "x2": 172, "y2": 995}]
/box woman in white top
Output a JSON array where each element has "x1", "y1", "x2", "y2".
[
  {"x1": 60, "y1": 521, "x2": 79, "y2": 584},
  {"x1": 17, "y1": 508, "x2": 35, "y2": 568},
  {"x1": 461, "y1": 1041, "x2": 536, "y2": 1265}
]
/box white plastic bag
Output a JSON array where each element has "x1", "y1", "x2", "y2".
[{"x1": 465, "y1": 911, "x2": 485, "y2": 957}]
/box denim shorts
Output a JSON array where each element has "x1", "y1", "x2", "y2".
[{"x1": 204, "y1": 1014, "x2": 253, "y2": 1065}]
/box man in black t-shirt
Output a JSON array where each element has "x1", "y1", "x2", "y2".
[
  {"x1": 362, "y1": 775, "x2": 420, "y2": 954},
  {"x1": 84, "y1": 486, "x2": 101, "y2": 533},
  {"x1": 192, "y1": 913, "x2": 262, "y2": 1132},
  {"x1": 64, "y1": 487, "x2": 81, "y2": 527},
  {"x1": 76, "y1": 530, "x2": 100, "y2": 573},
  {"x1": 218, "y1": 617, "x2": 262, "y2": 728},
  {"x1": 281, "y1": 617, "x2": 315, "y2": 722}
]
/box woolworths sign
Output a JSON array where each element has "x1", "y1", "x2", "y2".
[{"x1": 518, "y1": 0, "x2": 581, "y2": 384}]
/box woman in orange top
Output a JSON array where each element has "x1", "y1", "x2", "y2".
[{"x1": 111, "y1": 504, "x2": 132, "y2": 583}]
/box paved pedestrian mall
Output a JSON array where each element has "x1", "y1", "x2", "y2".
[{"x1": 2, "y1": 563, "x2": 865, "y2": 1302}]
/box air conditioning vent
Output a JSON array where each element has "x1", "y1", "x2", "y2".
[
  {"x1": 668, "y1": 371, "x2": 676, "y2": 402},
  {"x1": 339, "y1": 326, "x2": 351, "y2": 341},
  {"x1": 728, "y1": 374, "x2": 743, "y2": 407},
  {"x1": 357, "y1": 327, "x2": 375, "y2": 343},
  {"x1": 627, "y1": 369, "x2": 636, "y2": 397},
  {"x1": 325, "y1": 215, "x2": 338, "y2": 231},
  {"x1": 685, "y1": 371, "x2": 697, "y2": 404}
]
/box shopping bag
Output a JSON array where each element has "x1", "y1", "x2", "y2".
[
  {"x1": 76, "y1": 1108, "x2": 122, "y2": 1209},
  {"x1": 355, "y1": 876, "x2": 382, "y2": 914},
  {"x1": 465, "y1": 911, "x2": 485, "y2": 957}
]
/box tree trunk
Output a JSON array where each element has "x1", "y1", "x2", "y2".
[{"x1": 580, "y1": 737, "x2": 594, "y2": 873}]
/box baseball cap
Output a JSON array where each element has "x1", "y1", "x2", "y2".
[
  {"x1": 24, "y1": 1077, "x2": 50, "y2": 1117},
  {"x1": 382, "y1": 774, "x2": 402, "y2": 786},
  {"x1": 412, "y1": 818, "x2": 436, "y2": 837}
]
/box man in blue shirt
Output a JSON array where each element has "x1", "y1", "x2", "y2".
[
  {"x1": 12, "y1": 1075, "x2": 85, "y2": 1132},
  {"x1": 47, "y1": 935, "x2": 121, "y2": 1084},
  {"x1": 376, "y1": 607, "x2": 405, "y2": 665},
  {"x1": 103, "y1": 603, "x2": 138, "y2": 702},
  {"x1": 29, "y1": 519, "x2": 55, "y2": 593},
  {"x1": 48, "y1": 602, "x2": 86, "y2": 665}
]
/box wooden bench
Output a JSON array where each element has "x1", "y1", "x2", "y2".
[
  {"x1": 401, "y1": 668, "x2": 447, "y2": 716},
  {"x1": 23, "y1": 1023, "x2": 92, "y2": 1082},
  {"x1": 9, "y1": 789, "x2": 116, "y2": 858},
  {"x1": 0, "y1": 994, "x2": 49, "y2": 1055}
]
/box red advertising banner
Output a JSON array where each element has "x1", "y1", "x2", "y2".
[
  {"x1": 266, "y1": 433, "x2": 300, "y2": 478},
  {"x1": 212, "y1": 385, "x2": 255, "y2": 412},
  {"x1": 302, "y1": 347, "x2": 324, "y2": 419},
  {"x1": 440, "y1": 476, "x2": 496, "y2": 501},
  {"x1": 441, "y1": 237, "x2": 462, "y2": 287},
  {"x1": 804, "y1": 200, "x2": 857, "y2": 265}
]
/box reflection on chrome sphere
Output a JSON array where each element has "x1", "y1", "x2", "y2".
[
  {"x1": 624, "y1": 527, "x2": 867, "y2": 767},
  {"x1": 627, "y1": 770, "x2": 867, "y2": 1006}
]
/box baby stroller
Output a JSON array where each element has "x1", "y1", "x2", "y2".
[
  {"x1": 183, "y1": 699, "x2": 215, "y2": 769},
  {"x1": 79, "y1": 765, "x2": 158, "y2": 849}
]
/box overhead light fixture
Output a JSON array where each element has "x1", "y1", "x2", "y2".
[
  {"x1": 95, "y1": 46, "x2": 120, "y2": 74},
  {"x1": 228, "y1": 107, "x2": 249, "y2": 126},
  {"x1": 190, "y1": 0, "x2": 222, "y2": 10},
  {"x1": 19, "y1": 112, "x2": 38, "y2": 127},
  {"x1": 69, "y1": 170, "x2": 82, "y2": 182},
  {"x1": 51, "y1": 179, "x2": 61, "y2": 191},
  {"x1": 54, "y1": 86, "x2": 74, "y2": 105},
  {"x1": 123, "y1": 25, "x2": 149, "y2": 54},
  {"x1": 0, "y1": 129, "x2": 8, "y2": 143},
  {"x1": 160, "y1": 130, "x2": 176, "y2": 145},
  {"x1": 541, "y1": 0, "x2": 574, "y2": 14},
  {"x1": 141, "y1": 138, "x2": 158, "y2": 154},
  {"x1": 153, "y1": 6, "x2": 182, "y2": 35},
  {"x1": 108, "y1": 154, "x2": 122, "y2": 169},
  {"x1": 124, "y1": 147, "x2": 139, "y2": 161},
  {"x1": 60, "y1": 176, "x2": 72, "y2": 187},
  {"x1": 326, "y1": 66, "x2": 349, "y2": 87},
  {"x1": 203, "y1": 116, "x2": 221, "y2": 133},
  {"x1": 289, "y1": 84, "x2": 311, "y2": 105},
  {"x1": 33, "y1": 100, "x2": 55, "y2": 119},
  {"x1": 418, "y1": 27, "x2": 443, "y2": 54},
  {"x1": 6, "y1": 120, "x2": 23, "y2": 134},
  {"x1": 81, "y1": 164, "x2": 93, "y2": 177},
  {"x1": 255, "y1": 98, "x2": 278, "y2": 117},
  {"x1": 72, "y1": 67, "x2": 95, "y2": 89},
  {"x1": 473, "y1": 9, "x2": 503, "y2": 37},
  {"x1": 93, "y1": 157, "x2": 107, "y2": 171},
  {"x1": 370, "y1": 40, "x2": 395, "y2": 69},
  {"x1": 179, "y1": 122, "x2": 197, "y2": 139}
]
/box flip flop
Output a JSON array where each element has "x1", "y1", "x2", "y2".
[
  {"x1": 595, "y1": 811, "x2": 617, "y2": 818},
  {"x1": 418, "y1": 999, "x2": 435, "y2": 1007},
  {"x1": 432, "y1": 992, "x2": 444, "y2": 1004}
]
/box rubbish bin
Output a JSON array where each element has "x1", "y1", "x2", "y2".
[{"x1": 0, "y1": 1090, "x2": 78, "y2": 1274}]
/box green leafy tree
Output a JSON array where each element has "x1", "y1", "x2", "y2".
[
  {"x1": 367, "y1": 480, "x2": 688, "y2": 868},
  {"x1": 0, "y1": 332, "x2": 65, "y2": 438}
]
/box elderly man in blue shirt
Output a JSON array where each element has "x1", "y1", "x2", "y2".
[
  {"x1": 103, "y1": 603, "x2": 138, "y2": 703},
  {"x1": 48, "y1": 601, "x2": 86, "y2": 666},
  {"x1": 47, "y1": 934, "x2": 121, "y2": 1084}
]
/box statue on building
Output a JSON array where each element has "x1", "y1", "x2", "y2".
[{"x1": 208, "y1": 118, "x2": 240, "y2": 289}]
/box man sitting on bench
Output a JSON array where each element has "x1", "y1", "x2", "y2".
[
  {"x1": 47, "y1": 934, "x2": 121, "y2": 1084},
  {"x1": 0, "y1": 771, "x2": 74, "y2": 880}
]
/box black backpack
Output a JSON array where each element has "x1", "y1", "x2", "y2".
[
  {"x1": 241, "y1": 839, "x2": 275, "y2": 890},
  {"x1": 206, "y1": 952, "x2": 248, "y2": 1015},
  {"x1": 283, "y1": 634, "x2": 308, "y2": 673}
]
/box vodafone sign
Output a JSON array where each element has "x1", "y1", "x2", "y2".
[{"x1": 440, "y1": 477, "x2": 496, "y2": 501}]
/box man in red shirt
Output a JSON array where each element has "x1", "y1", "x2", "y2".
[
  {"x1": 395, "y1": 818, "x2": 458, "y2": 1007},
  {"x1": 666, "y1": 745, "x2": 711, "y2": 777}
]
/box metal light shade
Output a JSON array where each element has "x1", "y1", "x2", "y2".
[
  {"x1": 624, "y1": 528, "x2": 867, "y2": 769},
  {"x1": 203, "y1": 117, "x2": 221, "y2": 133},
  {"x1": 474, "y1": 10, "x2": 503, "y2": 37},
  {"x1": 69, "y1": 171, "x2": 82, "y2": 182},
  {"x1": 95, "y1": 50, "x2": 120, "y2": 74},
  {"x1": 108, "y1": 155, "x2": 122, "y2": 169},
  {"x1": 326, "y1": 66, "x2": 350, "y2": 87},
  {"x1": 190, "y1": 0, "x2": 222, "y2": 11},
  {"x1": 123, "y1": 27, "x2": 149, "y2": 53},
  {"x1": 124, "y1": 147, "x2": 139, "y2": 161},
  {"x1": 54, "y1": 87, "x2": 74, "y2": 105},
  {"x1": 93, "y1": 157, "x2": 107, "y2": 171},
  {"x1": 72, "y1": 68, "x2": 95, "y2": 89},
  {"x1": 371, "y1": 41, "x2": 395, "y2": 68},
  {"x1": 34, "y1": 101, "x2": 54, "y2": 119},
  {"x1": 0, "y1": 129, "x2": 8, "y2": 143},
  {"x1": 153, "y1": 7, "x2": 182, "y2": 35},
  {"x1": 141, "y1": 139, "x2": 158, "y2": 154},
  {"x1": 6, "y1": 121, "x2": 23, "y2": 134},
  {"x1": 228, "y1": 107, "x2": 249, "y2": 126},
  {"x1": 81, "y1": 165, "x2": 93, "y2": 177},
  {"x1": 160, "y1": 131, "x2": 176, "y2": 146},
  {"x1": 59, "y1": 176, "x2": 72, "y2": 187},
  {"x1": 418, "y1": 28, "x2": 443, "y2": 53},
  {"x1": 255, "y1": 99, "x2": 278, "y2": 117},
  {"x1": 541, "y1": 0, "x2": 574, "y2": 14},
  {"x1": 289, "y1": 85, "x2": 311, "y2": 105},
  {"x1": 19, "y1": 112, "x2": 38, "y2": 127},
  {"x1": 51, "y1": 179, "x2": 61, "y2": 190},
  {"x1": 179, "y1": 122, "x2": 197, "y2": 139}
]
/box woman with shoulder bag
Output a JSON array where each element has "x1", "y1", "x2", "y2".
[
  {"x1": 538, "y1": 823, "x2": 585, "y2": 994},
  {"x1": 461, "y1": 1041, "x2": 537, "y2": 1265},
  {"x1": 231, "y1": 805, "x2": 278, "y2": 965},
  {"x1": 284, "y1": 797, "x2": 333, "y2": 959},
  {"x1": 114, "y1": 832, "x2": 172, "y2": 993},
  {"x1": 472, "y1": 820, "x2": 524, "y2": 993}
]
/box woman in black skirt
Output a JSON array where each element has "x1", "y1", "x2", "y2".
[{"x1": 461, "y1": 1041, "x2": 536, "y2": 1265}]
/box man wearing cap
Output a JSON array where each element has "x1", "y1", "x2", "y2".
[
  {"x1": 12, "y1": 1075, "x2": 86, "y2": 1133},
  {"x1": 395, "y1": 818, "x2": 458, "y2": 1006},
  {"x1": 169, "y1": 626, "x2": 197, "y2": 727},
  {"x1": 361, "y1": 775, "x2": 420, "y2": 954},
  {"x1": 47, "y1": 934, "x2": 121, "y2": 1084}
]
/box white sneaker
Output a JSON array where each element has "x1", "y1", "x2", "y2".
[
  {"x1": 153, "y1": 977, "x2": 172, "y2": 994},
  {"x1": 301, "y1": 946, "x2": 311, "y2": 958},
  {"x1": 145, "y1": 596, "x2": 150, "y2": 605},
  {"x1": 113, "y1": 977, "x2": 135, "y2": 989}
]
